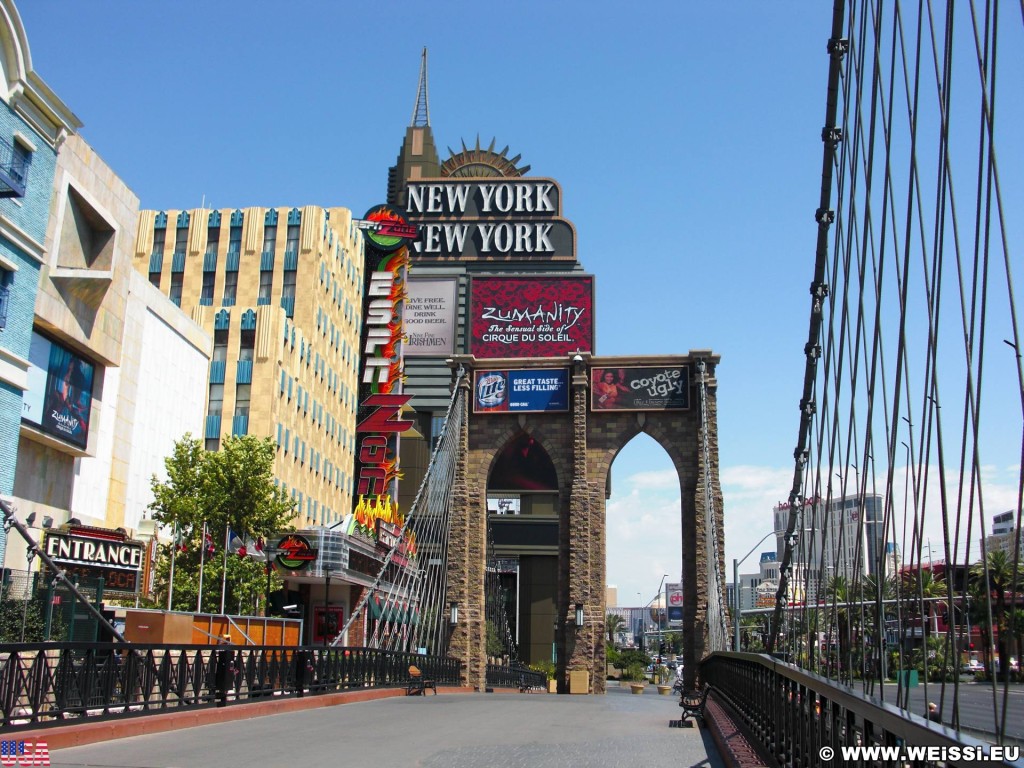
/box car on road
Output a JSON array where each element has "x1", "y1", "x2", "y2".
[{"x1": 961, "y1": 659, "x2": 984, "y2": 674}]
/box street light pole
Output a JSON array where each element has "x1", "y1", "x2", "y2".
[{"x1": 733, "y1": 531, "x2": 778, "y2": 652}]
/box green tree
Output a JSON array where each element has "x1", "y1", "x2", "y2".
[
  {"x1": 971, "y1": 550, "x2": 1021, "y2": 680},
  {"x1": 606, "y1": 613, "x2": 625, "y2": 644},
  {"x1": 149, "y1": 434, "x2": 295, "y2": 614}
]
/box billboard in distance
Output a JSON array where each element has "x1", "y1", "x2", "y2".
[
  {"x1": 404, "y1": 277, "x2": 457, "y2": 356},
  {"x1": 470, "y1": 275, "x2": 594, "y2": 359},
  {"x1": 665, "y1": 582, "x2": 683, "y2": 626},
  {"x1": 474, "y1": 369, "x2": 569, "y2": 413},
  {"x1": 591, "y1": 366, "x2": 689, "y2": 412}
]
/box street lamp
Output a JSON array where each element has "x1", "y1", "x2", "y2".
[
  {"x1": 733, "y1": 531, "x2": 777, "y2": 652},
  {"x1": 323, "y1": 567, "x2": 333, "y2": 647}
]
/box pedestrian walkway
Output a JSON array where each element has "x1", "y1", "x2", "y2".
[{"x1": 48, "y1": 686, "x2": 723, "y2": 768}]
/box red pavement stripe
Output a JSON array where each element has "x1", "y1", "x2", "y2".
[
  {"x1": 703, "y1": 694, "x2": 773, "y2": 768},
  {"x1": 13, "y1": 686, "x2": 474, "y2": 750}
]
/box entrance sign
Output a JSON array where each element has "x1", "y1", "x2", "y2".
[{"x1": 44, "y1": 526, "x2": 144, "y2": 593}]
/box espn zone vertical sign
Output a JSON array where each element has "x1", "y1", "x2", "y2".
[{"x1": 354, "y1": 206, "x2": 415, "y2": 506}]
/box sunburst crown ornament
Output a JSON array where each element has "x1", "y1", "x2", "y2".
[{"x1": 440, "y1": 136, "x2": 530, "y2": 178}]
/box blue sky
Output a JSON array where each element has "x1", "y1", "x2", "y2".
[{"x1": 20, "y1": 3, "x2": 1017, "y2": 608}]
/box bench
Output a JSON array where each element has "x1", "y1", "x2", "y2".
[
  {"x1": 406, "y1": 665, "x2": 437, "y2": 696},
  {"x1": 678, "y1": 685, "x2": 710, "y2": 724}
]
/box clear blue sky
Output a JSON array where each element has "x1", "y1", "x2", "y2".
[{"x1": 23, "y1": 3, "x2": 1003, "y2": 607}]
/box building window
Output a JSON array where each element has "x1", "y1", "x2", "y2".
[
  {"x1": 223, "y1": 269, "x2": 237, "y2": 305},
  {"x1": 169, "y1": 272, "x2": 183, "y2": 305},
  {"x1": 173, "y1": 225, "x2": 188, "y2": 258},
  {"x1": 207, "y1": 226, "x2": 220, "y2": 256},
  {"x1": 149, "y1": 227, "x2": 165, "y2": 287},
  {"x1": 208, "y1": 383, "x2": 224, "y2": 416},
  {"x1": 258, "y1": 269, "x2": 273, "y2": 305},
  {"x1": 239, "y1": 327, "x2": 255, "y2": 363},
  {"x1": 235, "y1": 382, "x2": 250, "y2": 420},
  {"x1": 286, "y1": 223, "x2": 299, "y2": 254},
  {"x1": 212, "y1": 327, "x2": 228, "y2": 363},
  {"x1": 228, "y1": 223, "x2": 242, "y2": 254},
  {"x1": 201, "y1": 270, "x2": 215, "y2": 304},
  {"x1": 0, "y1": 269, "x2": 11, "y2": 329},
  {"x1": 263, "y1": 224, "x2": 277, "y2": 256}
]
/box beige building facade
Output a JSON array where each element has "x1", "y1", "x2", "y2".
[{"x1": 132, "y1": 206, "x2": 365, "y2": 528}]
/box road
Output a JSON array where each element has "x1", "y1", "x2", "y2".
[
  {"x1": 47, "y1": 686, "x2": 724, "y2": 768},
  {"x1": 867, "y1": 679, "x2": 1024, "y2": 744}
]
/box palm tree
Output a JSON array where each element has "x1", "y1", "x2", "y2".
[
  {"x1": 606, "y1": 613, "x2": 626, "y2": 645},
  {"x1": 971, "y1": 550, "x2": 1021, "y2": 679},
  {"x1": 824, "y1": 575, "x2": 852, "y2": 680}
]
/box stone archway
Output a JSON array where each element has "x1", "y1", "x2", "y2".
[{"x1": 446, "y1": 351, "x2": 723, "y2": 693}]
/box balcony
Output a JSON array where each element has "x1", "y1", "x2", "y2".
[{"x1": 0, "y1": 136, "x2": 29, "y2": 198}]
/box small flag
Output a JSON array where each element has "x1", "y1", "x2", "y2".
[{"x1": 0, "y1": 739, "x2": 49, "y2": 766}]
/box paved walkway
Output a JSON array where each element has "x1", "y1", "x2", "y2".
[{"x1": 46, "y1": 686, "x2": 724, "y2": 768}]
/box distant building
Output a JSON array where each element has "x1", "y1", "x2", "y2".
[
  {"x1": 773, "y1": 494, "x2": 890, "y2": 597},
  {"x1": 993, "y1": 510, "x2": 1015, "y2": 536}
]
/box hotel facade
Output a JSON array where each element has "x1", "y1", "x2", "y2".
[{"x1": 132, "y1": 205, "x2": 366, "y2": 528}]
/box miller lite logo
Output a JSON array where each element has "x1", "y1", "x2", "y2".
[{"x1": 476, "y1": 372, "x2": 507, "y2": 409}]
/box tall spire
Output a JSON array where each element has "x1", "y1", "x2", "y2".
[{"x1": 411, "y1": 47, "x2": 430, "y2": 127}]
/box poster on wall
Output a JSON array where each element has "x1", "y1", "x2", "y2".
[
  {"x1": 404, "y1": 277, "x2": 457, "y2": 356},
  {"x1": 590, "y1": 366, "x2": 689, "y2": 412},
  {"x1": 469, "y1": 275, "x2": 594, "y2": 359},
  {"x1": 22, "y1": 331, "x2": 94, "y2": 448},
  {"x1": 473, "y1": 369, "x2": 569, "y2": 413}
]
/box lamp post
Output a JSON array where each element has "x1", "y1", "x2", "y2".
[
  {"x1": 733, "y1": 531, "x2": 777, "y2": 652},
  {"x1": 641, "y1": 575, "x2": 669, "y2": 659},
  {"x1": 323, "y1": 567, "x2": 333, "y2": 647}
]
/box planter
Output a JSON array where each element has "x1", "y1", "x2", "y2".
[
  {"x1": 629, "y1": 683, "x2": 646, "y2": 695},
  {"x1": 656, "y1": 685, "x2": 672, "y2": 695},
  {"x1": 547, "y1": 679, "x2": 557, "y2": 694}
]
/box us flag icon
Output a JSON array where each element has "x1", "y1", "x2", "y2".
[{"x1": 0, "y1": 740, "x2": 49, "y2": 766}]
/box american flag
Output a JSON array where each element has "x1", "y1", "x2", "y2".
[{"x1": 0, "y1": 739, "x2": 49, "y2": 766}]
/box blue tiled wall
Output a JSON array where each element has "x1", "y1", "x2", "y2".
[{"x1": 0, "y1": 101, "x2": 60, "y2": 566}]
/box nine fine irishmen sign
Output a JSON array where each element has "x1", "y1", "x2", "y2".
[{"x1": 404, "y1": 179, "x2": 576, "y2": 260}]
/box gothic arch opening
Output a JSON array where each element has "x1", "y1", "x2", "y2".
[
  {"x1": 486, "y1": 432, "x2": 560, "y2": 666},
  {"x1": 606, "y1": 432, "x2": 683, "y2": 658}
]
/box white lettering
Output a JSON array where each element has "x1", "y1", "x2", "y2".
[
  {"x1": 366, "y1": 298, "x2": 392, "y2": 325},
  {"x1": 442, "y1": 223, "x2": 469, "y2": 252},
  {"x1": 446, "y1": 185, "x2": 470, "y2": 213}
]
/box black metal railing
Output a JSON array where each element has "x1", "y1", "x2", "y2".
[
  {"x1": 701, "y1": 652, "x2": 1017, "y2": 767},
  {"x1": 485, "y1": 662, "x2": 546, "y2": 691},
  {"x1": 0, "y1": 643, "x2": 461, "y2": 731}
]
